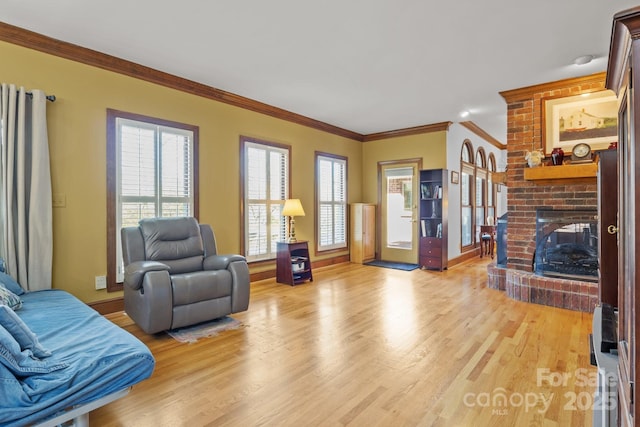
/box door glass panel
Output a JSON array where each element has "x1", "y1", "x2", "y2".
[{"x1": 385, "y1": 167, "x2": 413, "y2": 249}]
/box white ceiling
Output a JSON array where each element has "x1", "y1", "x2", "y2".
[{"x1": 1, "y1": 0, "x2": 638, "y2": 141}]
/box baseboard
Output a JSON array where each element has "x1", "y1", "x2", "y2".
[
  {"x1": 90, "y1": 253, "x2": 351, "y2": 314},
  {"x1": 448, "y1": 247, "x2": 481, "y2": 268},
  {"x1": 88, "y1": 296, "x2": 124, "y2": 315},
  {"x1": 250, "y1": 269, "x2": 276, "y2": 282},
  {"x1": 314, "y1": 254, "x2": 350, "y2": 267}
]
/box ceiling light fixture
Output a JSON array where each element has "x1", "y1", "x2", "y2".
[{"x1": 573, "y1": 55, "x2": 594, "y2": 66}]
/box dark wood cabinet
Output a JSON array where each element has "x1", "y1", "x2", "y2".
[
  {"x1": 276, "y1": 241, "x2": 313, "y2": 285},
  {"x1": 418, "y1": 169, "x2": 448, "y2": 271},
  {"x1": 605, "y1": 8, "x2": 640, "y2": 425},
  {"x1": 597, "y1": 149, "x2": 618, "y2": 307}
]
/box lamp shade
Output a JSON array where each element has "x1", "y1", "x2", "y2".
[{"x1": 282, "y1": 199, "x2": 305, "y2": 217}]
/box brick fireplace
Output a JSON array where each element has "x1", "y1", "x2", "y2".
[{"x1": 487, "y1": 73, "x2": 606, "y2": 312}]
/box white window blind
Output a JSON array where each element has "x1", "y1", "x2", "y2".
[
  {"x1": 116, "y1": 118, "x2": 194, "y2": 280},
  {"x1": 317, "y1": 155, "x2": 347, "y2": 251},
  {"x1": 244, "y1": 141, "x2": 289, "y2": 261}
]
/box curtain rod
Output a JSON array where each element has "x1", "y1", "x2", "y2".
[{"x1": 25, "y1": 91, "x2": 56, "y2": 102}]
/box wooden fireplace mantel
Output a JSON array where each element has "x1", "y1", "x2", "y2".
[{"x1": 523, "y1": 163, "x2": 597, "y2": 185}]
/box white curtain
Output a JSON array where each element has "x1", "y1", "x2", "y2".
[{"x1": 0, "y1": 83, "x2": 52, "y2": 291}]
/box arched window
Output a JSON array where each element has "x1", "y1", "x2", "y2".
[
  {"x1": 460, "y1": 143, "x2": 499, "y2": 252},
  {"x1": 460, "y1": 140, "x2": 474, "y2": 248},
  {"x1": 475, "y1": 148, "x2": 487, "y2": 237},
  {"x1": 462, "y1": 142, "x2": 472, "y2": 162},
  {"x1": 475, "y1": 149, "x2": 486, "y2": 168}
]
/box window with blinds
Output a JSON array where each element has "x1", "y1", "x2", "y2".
[
  {"x1": 316, "y1": 153, "x2": 347, "y2": 251},
  {"x1": 108, "y1": 111, "x2": 197, "y2": 286},
  {"x1": 242, "y1": 139, "x2": 290, "y2": 261},
  {"x1": 118, "y1": 120, "x2": 193, "y2": 225}
]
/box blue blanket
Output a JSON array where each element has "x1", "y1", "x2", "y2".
[{"x1": 0, "y1": 289, "x2": 155, "y2": 426}]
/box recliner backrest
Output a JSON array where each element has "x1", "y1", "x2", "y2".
[{"x1": 139, "y1": 217, "x2": 205, "y2": 274}]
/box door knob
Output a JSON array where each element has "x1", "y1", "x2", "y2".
[{"x1": 607, "y1": 225, "x2": 619, "y2": 235}]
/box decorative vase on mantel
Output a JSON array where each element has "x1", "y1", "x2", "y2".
[
  {"x1": 551, "y1": 147, "x2": 564, "y2": 166},
  {"x1": 525, "y1": 149, "x2": 544, "y2": 168}
]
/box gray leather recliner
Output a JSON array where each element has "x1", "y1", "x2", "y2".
[{"x1": 121, "y1": 216, "x2": 250, "y2": 334}]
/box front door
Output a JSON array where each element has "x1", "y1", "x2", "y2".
[{"x1": 379, "y1": 160, "x2": 420, "y2": 264}]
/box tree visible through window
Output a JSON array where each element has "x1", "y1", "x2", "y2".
[
  {"x1": 241, "y1": 137, "x2": 290, "y2": 261},
  {"x1": 106, "y1": 110, "x2": 198, "y2": 290},
  {"x1": 316, "y1": 153, "x2": 347, "y2": 251}
]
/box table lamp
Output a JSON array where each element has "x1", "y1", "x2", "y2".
[{"x1": 282, "y1": 199, "x2": 305, "y2": 242}]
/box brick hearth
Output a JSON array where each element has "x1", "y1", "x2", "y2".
[{"x1": 488, "y1": 264, "x2": 598, "y2": 311}]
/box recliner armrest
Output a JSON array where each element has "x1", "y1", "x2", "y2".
[
  {"x1": 124, "y1": 261, "x2": 170, "y2": 290},
  {"x1": 203, "y1": 254, "x2": 246, "y2": 271}
]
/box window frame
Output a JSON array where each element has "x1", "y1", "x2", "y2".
[
  {"x1": 487, "y1": 153, "x2": 497, "y2": 224},
  {"x1": 315, "y1": 151, "x2": 348, "y2": 253},
  {"x1": 460, "y1": 140, "x2": 475, "y2": 250},
  {"x1": 106, "y1": 109, "x2": 199, "y2": 292},
  {"x1": 475, "y1": 169, "x2": 487, "y2": 229},
  {"x1": 239, "y1": 136, "x2": 291, "y2": 262}
]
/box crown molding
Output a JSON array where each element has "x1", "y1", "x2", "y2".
[
  {"x1": 0, "y1": 22, "x2": 473, "y2": 144},
  {"x1": 459, "y1": 121, "x2": 505, "y2": 149},
  {"x1": 0, "y1": 21, "x2": 365, "y2": 141},
  {"x1": 606, "y1": 7, "x2": 640, "y2": 94},
  {"x1": 499, "y1": 72, "x2": 607, "y2": 103},
  {"x1": 362, "y1": 122, "x2": 452, "y2": 142}
]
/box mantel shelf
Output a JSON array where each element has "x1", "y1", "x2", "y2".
[{"x1": 523, "y1": 163, "x2": 597, "y2": 184}]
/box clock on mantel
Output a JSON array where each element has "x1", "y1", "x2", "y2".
[{"x1": 570, "y1": 143, "x2": 593, "y2": 163}]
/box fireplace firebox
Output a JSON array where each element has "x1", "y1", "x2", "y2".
[{"x1": 534, "y1": 209, "x2": 598, "y2": 282}]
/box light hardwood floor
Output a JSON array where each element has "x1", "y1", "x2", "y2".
[{"x1": 93, "y1": 258, "x2": 596, "y2": 427}]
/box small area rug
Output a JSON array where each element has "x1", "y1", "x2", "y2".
[
  {"x1": 364, "y1": 260, "x2": 419, "y2": 271},
  {"x1": 167, "y1": 316, "x2": 242, "y2": 343}
]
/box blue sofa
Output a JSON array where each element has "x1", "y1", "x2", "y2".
[{"x1": 0, "y1": 274, "x2": 155, "y2": 426}]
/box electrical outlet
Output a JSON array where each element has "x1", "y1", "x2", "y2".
[
  {"x1": 95, "y1": 276, "x2": 107, "y2": 290},
  {"x1": 52, "y1": 193, "x2": 66, "y2": 208}
]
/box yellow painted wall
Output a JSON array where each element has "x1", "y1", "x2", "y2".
[
  {"x1": 361, "y1": 132, "x2": 447, "y2": 203},
  {"x1": 1, "y1": 40, "x2": 362, "y2": 303}
]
